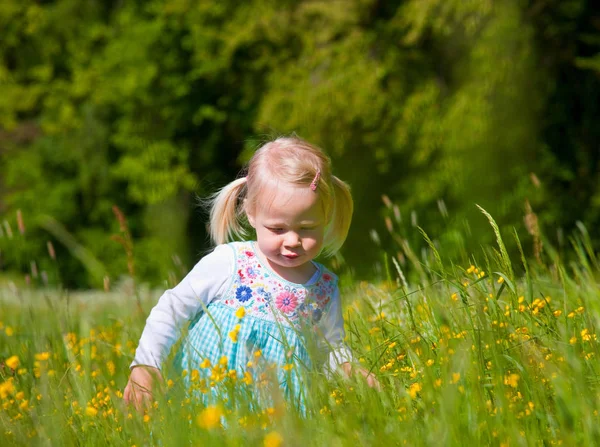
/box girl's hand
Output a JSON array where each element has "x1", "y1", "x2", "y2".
[
  {"x1": 123, "y1": 365, "x2": 162, "y2": 411},
  {"x1": 340, "y1": 362, "x2": 381, "y2": 391}
]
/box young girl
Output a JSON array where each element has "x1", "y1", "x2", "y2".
[{"x1": 124, "y1": 136, "x2": 379, "y2": 412}]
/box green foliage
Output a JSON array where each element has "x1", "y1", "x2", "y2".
[{"x1": 0, "y1": 0, "x2": 598, "y2": 287}]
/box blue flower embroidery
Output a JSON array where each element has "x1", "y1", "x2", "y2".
[{"x1": 236, "y1": 285, "x2": 253, "y2": 303}]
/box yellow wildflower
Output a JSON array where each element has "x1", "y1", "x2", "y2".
[
  {"x1": 197, "y1": 405, "x2": 223, "y2": 429},
  {"x1": 497, "y1": 276, "x2": 504, "y2": 284},
  {"x1": 34, "y1": 352, "x2": 50, "y2": 361},
  {"x1": 451, "y1": 293, "x2": 458, "y2": 302},
  {"x1": 504, "y1": 374, "x2": 520, "y2": 388},
  {"x1": 0, "y1": 379, "x2": 15, "y2": 399},
  {"x1": 452, "y1": 373, "x2": 461, "y2": 384},
  {"x1": 264, "y1": 431, "x2": 284, "y2": 447},
  {"x1": 85, "y1": 407, "x2": 98, "y2": 417},
  {"x1": 553, "y1": 310, "x2": 562, "y2": 317},
  {"x1": 408, "y1": 382, "x2": 422, "y2": 399},
  {"x1": 200, "y1": 358, "x2": 211, "y2": 369},
  {"x1": 5, "y1": 356, "x2": 19, "y2": 370}
]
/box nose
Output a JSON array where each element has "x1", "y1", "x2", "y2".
[{"x1": 284, "y1": 231, "x2": 301, "y2": 247}]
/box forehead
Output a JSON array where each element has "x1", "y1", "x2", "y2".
[{"x1": 255, "y1": 185, "x2": 324, "y2": 222}]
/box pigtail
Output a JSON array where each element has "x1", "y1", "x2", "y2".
[
  {"x1": 323, "y1": 176, "x2": 354, "y2": 256},
  {"x1": 209, "y1": 177, "x2": 248, "y2": 245}
]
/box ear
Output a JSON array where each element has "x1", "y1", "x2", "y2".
[{"x1": 244, "y1": 199, "x2": 256, "y2": 228}]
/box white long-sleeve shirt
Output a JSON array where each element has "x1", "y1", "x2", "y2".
[{"x1": 131, "y1": 244, "x2": 353, "y2": 373}]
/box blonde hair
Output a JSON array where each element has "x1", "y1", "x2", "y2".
[{"x1": 209, "y1": 136, "x2": 353, "y2": 256}]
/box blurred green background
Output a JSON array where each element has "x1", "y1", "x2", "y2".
[{"x1": 0, "y1": 0, "x2": 598, "y2": 288}]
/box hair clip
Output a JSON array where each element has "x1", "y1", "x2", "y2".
[{"x1": 310, "y1": 169, "x2": 321, "y2": 191}]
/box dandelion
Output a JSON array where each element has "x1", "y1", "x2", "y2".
[
  {"x1": 5, "y1": 356, "x2": 19, "y2": 370},
  {"x1": 264, "y1": 431, "x2": 284, "y2": 447},
  {"x1": 197, "y1": 405, "x2": 223, "y2": 429},
  {"x1": 85, "y1": 407, "x2": 98, "y2": 417}
]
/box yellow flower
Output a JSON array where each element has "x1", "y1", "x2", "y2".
[
  {"x1": 426, "y1": 359, "x2": 435, "y2": 367},
  {"x1": 235, "y1": 307, "x2": 246, "y2": 319},
  {"x1": 5, "y1": 356, "x2": 19, "y2": 370},
  {"x1": 504, "y1": 373, "x2": 520, "y2": 388},
  {"x1": 497, "y1": 276, "x2": 504, "y2": 284},
  {"x1": 581, "y1": 329, "x2": 592, "y2": 342},
  {"x1": 264, "y1": 431, "x2": 284, "y2": 447},
  {"x1": 451, "y1": 293, "x2": 458, "y2": 302},
  {"x1": 452, "y1": 373, "x2": 461, "y2": 384},
  {"x1": 197, "y1": 405, "x2": 223, "y2": 429},
  {"x1": 219, "y1": 356, "x2": 228, "y2": 366},
  {"x1": 200, "y1": 358, "x2": 211, "y2": 369},
  {"x1": 85, "y1": 407, "x2": 98, "y2": 417},
  {"x1": 143, "y1": 414, "x2": 150, "y2": 423},
  {"x1": 34, "y1": 352, "x2": 50, "y2": 361},
  {"x1": 408, "y1": 382, "x2": 422, "y2": 399},
  {"x1": 282, "y1": 363, "x2": 294, "y2": 371},
  {"x1": 5, "y1": 327, "x2": 14, "y2": 336},
  {"x1": 254, "y1": 350, "x2": 262, "y2": 358},
  {"x1": 570, "y1": 336, "x2": 577, "y2": 345},
  {"x1": 0, "y1": 379, "x2": 15, "y2": 399},
  {"x1": 553, "y1": 310, "x2": 562, "y2": 317}
]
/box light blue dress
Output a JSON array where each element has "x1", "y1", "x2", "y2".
[{"x1": 173, "y1": 241, "x2": 340, "y2": 411}]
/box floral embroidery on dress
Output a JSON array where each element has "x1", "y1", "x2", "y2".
[
  {"x1": 217, "y1": 242, "x2": 338, "y2": 329},
  {"x1": 276, "y1": 291, "x2": 298, "y2": 313},
  {"x1": 235, "y1": 285, "x2": 252, "y2": 302}
]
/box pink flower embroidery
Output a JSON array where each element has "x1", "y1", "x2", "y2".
[
  {"x1": 323, "y1": 273, "x2": 332, "y2": 281},
  {"x1": 275, "y1": 291, "x2": 298, "y2": 313}
]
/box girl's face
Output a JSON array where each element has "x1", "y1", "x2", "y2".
[{"x1": 246, "y1": 185, "x2": 326, "y2": 283}]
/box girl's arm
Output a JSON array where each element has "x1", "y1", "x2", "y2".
[
  {"x1": 321, "y1": 288, "x2": 380, "y2": 390},
  {"x1": 131, "y1": 244, "x2": 234, "y2": 370},
  {"x1": 321, "y1": 288, "x2": 354, "y2": 371}
]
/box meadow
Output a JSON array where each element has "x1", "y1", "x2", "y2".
[{"x1": 1, "y1": 210, "x2": 600, "y2": 446}]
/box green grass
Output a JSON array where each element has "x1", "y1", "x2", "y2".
[{"x1": 1, "y1": 224, "x2": 600, "y2": 446}]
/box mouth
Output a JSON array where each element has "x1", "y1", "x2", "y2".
[{"x1": 282, "y1": 253, "x2": 300, "y2": 259}]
